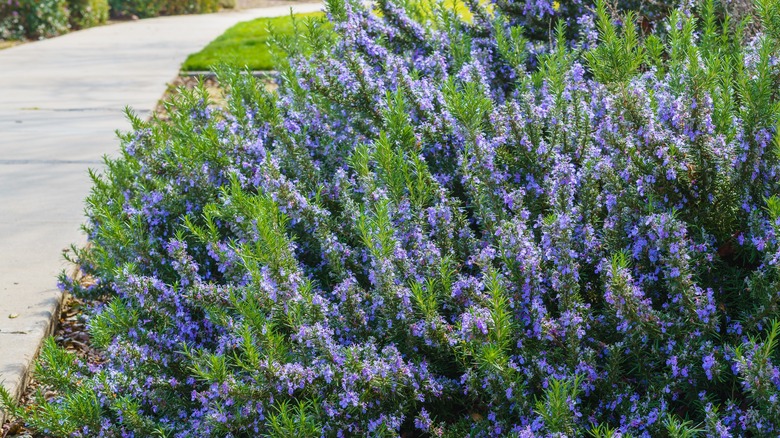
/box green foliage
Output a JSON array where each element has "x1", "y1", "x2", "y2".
[
  {"x1": 589, "y1": 424, "x2": 622, "y2": 438},
  {"x1": 532, "y1": 20, "x2": 574, "y2": 95},
  {"x1": 0, "y1": 0, "x2": 70, "y2": 39},
  {"x1": 756, "y1": 0, "x2": 780, "y2": 41},
  {"x1": 34, "y1": 338, "x2": 79, "y2": 390},
  {"x1": 534, "y1": 375, "x2": 584, "y2": 435},
  {"x1": 67, "y1": 0, "x2": 108, "y2": 29},
  {"x1": 108, "y1": 0, "x2": 220, "y2": 19},
  {"x1": 181, "y1": 12, "x2": 327, "y2": 71},
  {"x1": 493, "y1": 16, "x2": 528, "y2": 72},
  {"x1": 734, "y1": 320, "x2": 780, "y2": 425},
  {"x1": 664, "y1": 414, "x2": 704, "y2": 438},
  {"x1": 89, "y1": 297, "x2": 140, "y2": 349},
  {"x1": 25, "y1": 386, "x2": 103, "y2": 436},
  {"x1": 0, "y1": 0, "x2": 223, "y2": 39},
  {"x1": 586, "y1": 0, "x2": 645, "y2": 86},
  {"x1": 265, "y1": 399, "x2": 323, "y2": 437},
  {"x1": 325, "y1": 0, "x2": 347, "y2": 23},
  {"x1": 1, "y1": 339, "x2": 105, "y2": 436},
  {"x1": 0, "y1": 384, "x2": 21, "y2": 420},
  {"x1": 443, "y1": 76, "x2": 492, "y2": 137}
]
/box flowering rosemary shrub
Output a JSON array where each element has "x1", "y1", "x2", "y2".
[{"x1": 3, "y1": 0, "x2": 780, "y2": 436}]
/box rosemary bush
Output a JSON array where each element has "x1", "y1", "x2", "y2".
[{"x1": 3, "y1": 0, "x2": 780, "y2": 436}]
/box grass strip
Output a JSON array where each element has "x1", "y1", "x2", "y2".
[{"x1": 182, "y1": 11, "x2": 325, "y2": 71}]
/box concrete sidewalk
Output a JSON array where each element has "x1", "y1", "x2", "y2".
[{"x1": 0, "y1": 2, "x2": 322, "y2": 413}]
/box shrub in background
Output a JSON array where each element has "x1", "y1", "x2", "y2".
[
  {"x1": 495, "y1": 0, "x2": 672, "y2": 40},
  {"x1": 107, "y1": 0, "x2": 160, "y2": 18},
  {"x1": 0, "y1": 0, "x2": 26, "y2": 39},
  {"x1": 165, "y1": 0, "x2": 220, "y2": 14},
  {"x1": 67, "y1": 0, "x2": 109, "y2": 29},
  {"x1": 3, "y1": 0, "x2": 780, "y2": 436},
  {"x1": 198, "y1": 0, "x2": 220, "y2": 13},
  {"x1": 108, "y1": 0, "x2": 219, "y2": 18},
  {"x1": 0, "y1": 0, "x2": 69, "y2": 39}
]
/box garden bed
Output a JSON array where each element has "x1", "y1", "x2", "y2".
[
  {"x1": 1, "y1": 75, "x2": 236, "y2": 438},
  {"x1": 2, "y1": 0, "x2": 780, "y2": 436}
]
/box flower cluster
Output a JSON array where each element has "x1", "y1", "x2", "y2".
[
  {"x1": 0, "y1": 0, "x2": 70, "y2": 39},
  {"x1": 3, "y1": 0, "x2": 780, "y2": 436}
]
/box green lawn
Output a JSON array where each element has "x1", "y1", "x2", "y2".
[{"x1": 181, "y1": 12, "x2": 325, "y2": 71}]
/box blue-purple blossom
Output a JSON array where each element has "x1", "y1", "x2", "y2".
[{"x1": 11, "y1": 0, "x2": 780, "y2": 436}]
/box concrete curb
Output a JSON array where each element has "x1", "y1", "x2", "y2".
[{"x1": 0, "y1": 292, "x2": 62, "y2": 425}]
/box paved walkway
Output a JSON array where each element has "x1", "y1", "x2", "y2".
[{"x1": 0, "y1": 2, "x2": 322, "y2": 411}]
